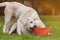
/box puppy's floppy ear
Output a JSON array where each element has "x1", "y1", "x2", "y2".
[{"x1": 22, "y1": 17, "x2": 32, "y2": 25}]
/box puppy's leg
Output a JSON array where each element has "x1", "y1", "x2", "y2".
[
  {"x1": 3, "y1": 8, "x2": 13, "y2": 33},
  {"x1": 17, "y1": 19, "x2": 24, "y2": 35},
  {"x1": 21, "y1": 28, "x2": 27, "y2": 34},
  {"x1": 8, "y1": 23, "x2": 17, "y2": 34}
]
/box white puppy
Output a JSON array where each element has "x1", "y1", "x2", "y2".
[
  {"x1": 8, "y1": 5, "x2": 46, "y2": 35},
  {"x1": 0, "y1": 2, "x2": 45, "y2": 35}
]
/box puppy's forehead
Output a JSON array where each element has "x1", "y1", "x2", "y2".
[{"x1": 35, "y1": 20, "x2": 40, "y2": 22}]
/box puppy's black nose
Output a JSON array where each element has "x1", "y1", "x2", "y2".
[
  {"x1": 34, "y1": 25, "x2": 36, "y2": 28},
  {"x1": 30, "y1": 25, "x2": 36, "y2": 29}
]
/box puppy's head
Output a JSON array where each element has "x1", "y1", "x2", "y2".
[{"x1": 26, "y1": 18, "x2": 46, "y2": 31}]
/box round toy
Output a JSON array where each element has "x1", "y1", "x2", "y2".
[{"x1": 33, "y1": 28, "x2": 51, "y2": 36}]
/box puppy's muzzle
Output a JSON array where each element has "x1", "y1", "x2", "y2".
[{"x1": 30, "y1": 25, "x2": 36, "y2": 29}]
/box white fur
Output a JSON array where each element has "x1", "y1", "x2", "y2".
[{"x1": 0, "y1": 2, "x2": 45, "y2": 35}]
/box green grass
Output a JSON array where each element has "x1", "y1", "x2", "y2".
[{"x1": 0, "y1": 15, "x2": 60, "y2": 40}]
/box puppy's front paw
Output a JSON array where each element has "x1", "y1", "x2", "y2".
[
  {"x1": 18, "y1": 32, "x2": 21, "y2": 35},
  {"x1": 8, "y1": 32, "x2": 12, "y2": 34},
  {"x1": 3, "y1": 28, "x2": 9, "y2": 33}
]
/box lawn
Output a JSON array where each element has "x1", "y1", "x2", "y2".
[{"x1": 0, "y1": 15, "x2": 60, "y2": 40}]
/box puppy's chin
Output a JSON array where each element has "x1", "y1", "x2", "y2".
[{"x1": 27, "y1": 28, "x2": 35, "y2": 35}]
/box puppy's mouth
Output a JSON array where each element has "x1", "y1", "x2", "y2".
[
  {"x1": 27, "y1": 27, "x2": 35, "y2": 34},
  {"x1": 27, "y1": 28, "x2": 33, "y2": 32}
]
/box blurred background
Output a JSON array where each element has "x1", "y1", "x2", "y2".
[{"x1": 0, "y1": 0, "x2": 60, "y2": 16}]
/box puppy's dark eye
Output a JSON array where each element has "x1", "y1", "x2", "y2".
[{"x1": 30, "y1": 21, "x2": 33, "y2": 23}]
